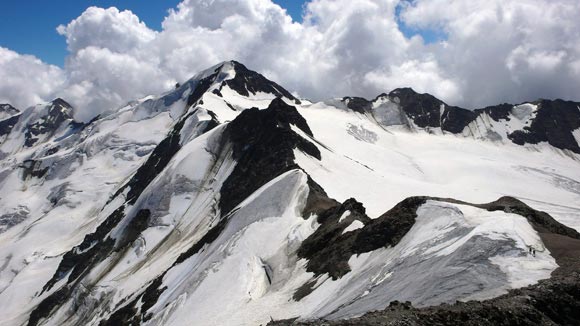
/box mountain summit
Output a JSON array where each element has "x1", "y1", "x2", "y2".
[{"x1": 0, "y1": 61, "x2": 579, "y2": 326}]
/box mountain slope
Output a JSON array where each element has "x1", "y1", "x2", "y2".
[{"x1": 0, "y1": 61, "x2": 578, "y2": 326}]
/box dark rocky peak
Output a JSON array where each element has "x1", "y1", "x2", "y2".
[
  {"x1": 167, "y1": 61, "x2": 233, "y2": 109},
  {"x1": 45, "y1": 98, "x2": 74, "y2": 121},
  {"x1": 341, "y1": 97, "x2": 372, "y2": 114},
  {"x1": 219, "y1": 61, "x2": 301, "y2": 105},
  {"x1": 185, "y1": 73, "x2": 219, "y2": 107},
  {"x1": 51, "y1": 97, "x2": 72, "y2": 109},
  {"x1": 388, "y1": 87, "x2": 419, "y2": 97},
  {"x1": 473, "y1": 103, "x2": 513, "y2": 122},
  {"x1": 371, "y1": 93, "x2": 390, "y2": 103},
  {"x1": 508, "y1": 99, "x2": 580, "y2": 153},
  {"x1": 388, "y1": 88, "x2": 451, "y2": 128},
  {"x1": 24, "y1": 98, "x2": 76, "y2": 147},
  {"x1": 385, "y1": 88, "x2": 480, "y2": 133}
]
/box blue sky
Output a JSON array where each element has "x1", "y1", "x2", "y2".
[{"x1": 0, "y1": 0, "x2": 305, "y2": 66}]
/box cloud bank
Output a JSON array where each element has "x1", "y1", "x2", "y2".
[{"x1": 1, "y1": 0, "x2": 580, "y2": 120}]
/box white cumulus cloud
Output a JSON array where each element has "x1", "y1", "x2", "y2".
[
  {"x1": 1, "y1": 0, "x2": 580, "y2": 120},
  {"x1": 0, "y1": 47, "x2": 65, "y2": 110}
]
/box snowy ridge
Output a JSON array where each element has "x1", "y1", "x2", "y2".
[
  {"x1": 288, "y1": 199, "x2": 557, "y2": 320},
  {"x1": 337, "y1": 88, "x2": 580, "y2": 154},
  {"x1": 0, "y1": 61, "x2": 578, "y2": 325},
  {"x1": 0, "y1": 104, "x2": 19, "y2": 121}
]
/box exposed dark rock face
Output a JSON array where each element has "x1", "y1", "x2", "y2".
[
  {"x1": 508, "y1": 99, "x2": 580, "y2": 153},
  {"x1": 474, "y1": 103, "x2": 513, "y2": 122},
  {"x1": 342, "y1": 97, "x2": 372, "y2": 114},
  {"x1": 186, "y1": 70, "x2": 221, "y2": 107},
  {"x1": 212, "y1": 88, "x2": 223, "y2": 97},
  {"x1": 220, "y1": 97, "x2": 320, "y2": 216},
  {"x1": 222, "y1": 61, "x2": 301, "y2": 105},
  {"x1": 388, "y1": 88, "x2": 479, "y2": 133},
  {"x1": 298, "y1": 198, "x2": 369, "y2": 279},
  {"x1": 440, "y1": 106, "x2": 478, "y2": 134},
  {"x1": 24, "y1": 98, "x2": 74, "y2": 147},
  {"x1": 99, "y1": 270, "x2": 169, "y2": 326},
  {"x1": 302, "y1": 176, "x2": 340, "y2": 218},
  {"x1": 388, "y1": 88, "x2": 447, "y2": 129},
  {"x1": 0, "y1": 110, "x2": 20, "y2": 138},
  {"x1": 298, "y1": 197, "x2": 424, "y2": 280}
]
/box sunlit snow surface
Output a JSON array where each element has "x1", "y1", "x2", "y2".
[
  {"x1": 0, "y1": 64, "x2": 578, "y2": 325},
  {"x1": 294, "y1": 200, "x2": 556, "y2": 320},
  {"x1": 295, "y1": 101, "x2": 580, "y2": 231}
]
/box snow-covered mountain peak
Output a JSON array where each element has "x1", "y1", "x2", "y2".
[
  {"x1": 177, "y1": 60, "x2": 299, "y2": 108},
  {"x1": 0, "y1": 97, "x2": 79, "y2": 155},
  {"x1": 0, "y1": 61, "x2": 580, "y2": 326}
]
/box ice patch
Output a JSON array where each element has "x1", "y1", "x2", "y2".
[
  {"x1": 338, "y1": 210, "x2": 351, "y2": 223},
  {"x1": 512, "y1": 103, "x2": 538, "y2": 121},
  {"x1": 372, "y1": 97, "x2": 404, "y2": 126},
  {"x1": 342, "y1": 220, "x2": 364, "y2": 234},
  {"x1": 347, "y1": 124, "x2": 378, "y2": 143}
]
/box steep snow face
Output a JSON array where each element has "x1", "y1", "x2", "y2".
[
  {"x1": 0, "y1": 99, "x2": 74, "y2": 155},
  {"x1": 0, "y1": 63, "x2": 236, "y2": 326},
  {"x1": 150, "y1": 170, "x2": 315, "y2": 326},
  {"x1": 295, "y1": 102, "x2": 580, "y2": 232},
  {"x1": 24, "y1": 124, "x2": 236, "y2": 326},
  {"x1": 0, "y1": 97, "x2": 195, "y2": 326}
]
